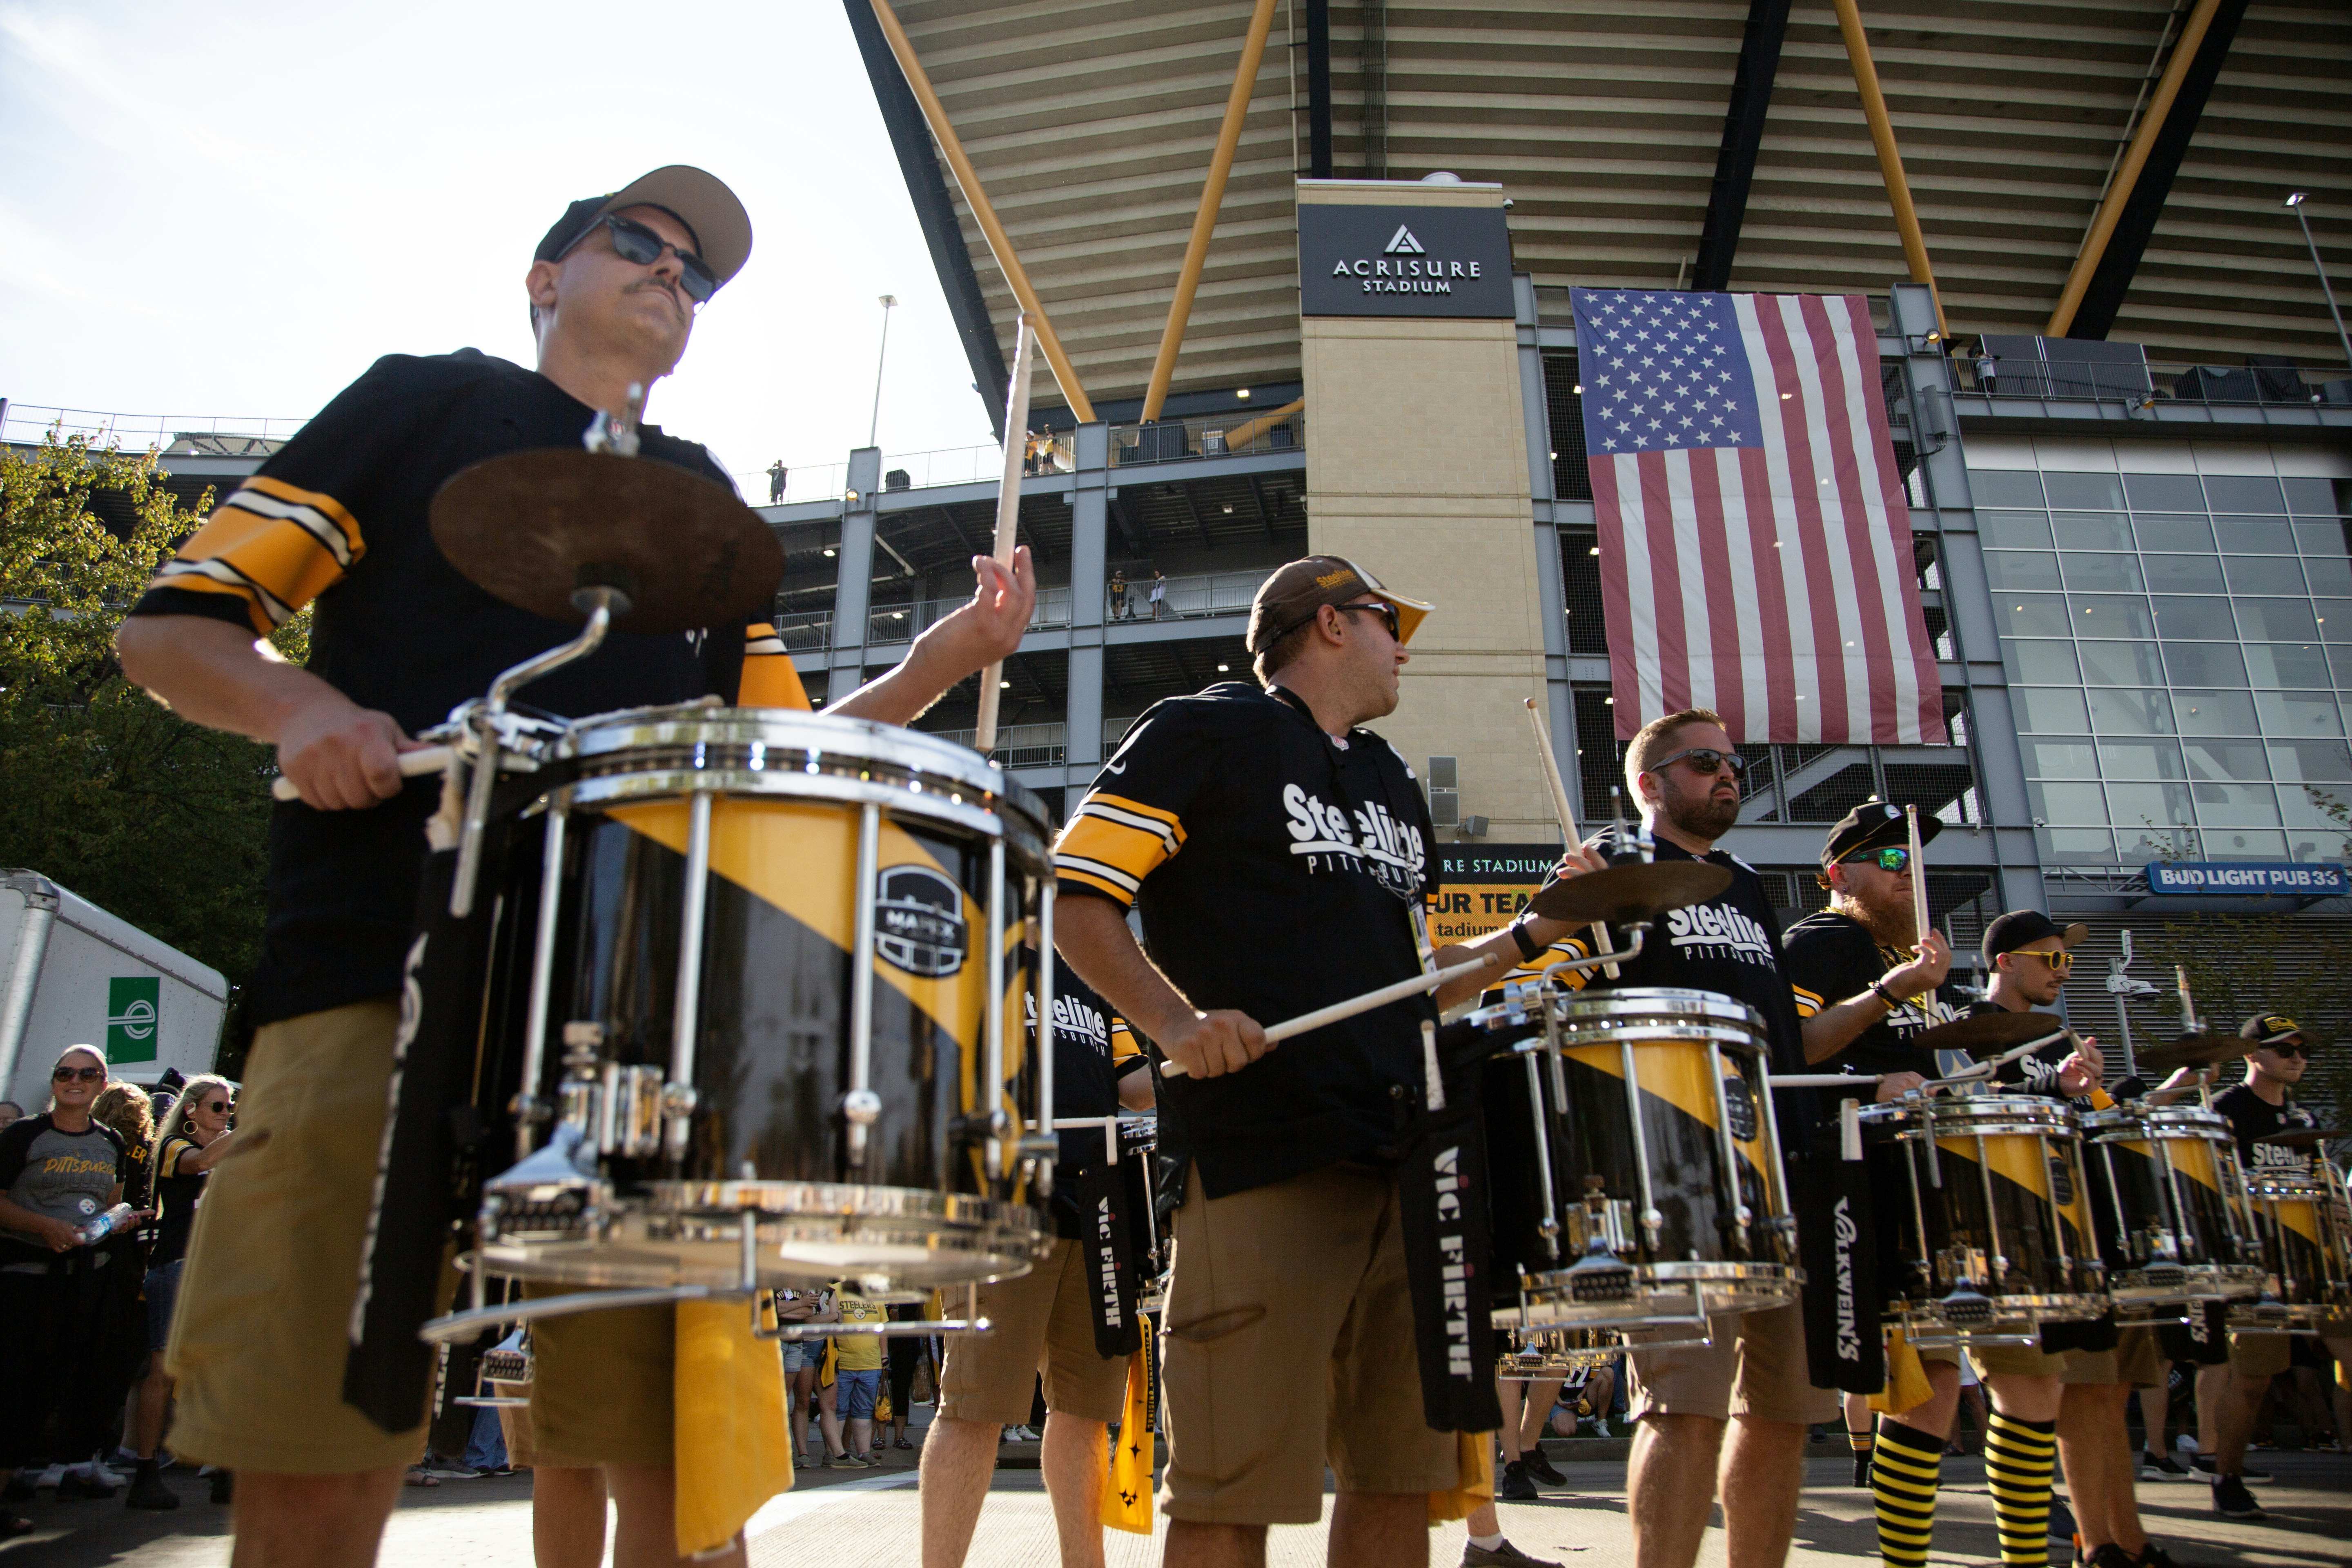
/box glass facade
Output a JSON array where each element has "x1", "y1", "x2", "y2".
[{"x1": 1975, "y1": 464, "x2": 2352, "y2": 866}]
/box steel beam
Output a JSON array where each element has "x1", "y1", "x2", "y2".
[
  {"x1": 842, "y1": 0, "x2": 1007, "y2": 437},
  {"x1": 1692, "y1": 0, "x2": 1793, "y2": 292},
  {"x1": 1305, "y1": 0, "x2": 1333, "y2": 178},
  {"x1": 1829, "y1": 0, "x2": 1948, "y2": 339},
  {"x1": 2062, "y1": 0, "x2": 2250, "y2": 341}
]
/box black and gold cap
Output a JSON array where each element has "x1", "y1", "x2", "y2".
[{"x1": 1245, "y1": 555, "x2": 1432, "y2": 654}]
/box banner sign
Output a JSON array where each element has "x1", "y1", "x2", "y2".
[
  {"x1": 1428, "y1": 845, "x2": 1561, "y2": 945},
  {"x1": 2143, "y1": 861, "x2": 2347, "y2": 896},
  {"x1": 1298, "y1": 203, "x2": 1515, "y2": 319}
]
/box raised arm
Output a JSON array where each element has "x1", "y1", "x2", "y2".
[{"x1": 826, "y1": 548, "x2": 1037, "y2": 726}]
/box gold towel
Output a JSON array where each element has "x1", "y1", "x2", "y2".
[
  {"x1": 1101, "y1": 1317, "x2": 1157, "y2": 1533},
  {"x1": 1427, "y1": 1429, "x2": 1495, "y2": 1524},
  {"x1": 1867, "y1": 1326, "x2": 1934, "y2": 1416},
  {"x1": 673, "y1": 1297, "x2": 794, "y2": 1558}
]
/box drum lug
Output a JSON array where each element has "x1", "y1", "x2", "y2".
[
  {"x1": 661, "y1": 1082, "x2": 698, "y2": 1161},
  {"x1": 842, "y1": 1088, "x2": 882, "y2": 1165}
]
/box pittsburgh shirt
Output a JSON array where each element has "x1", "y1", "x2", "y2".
[
  {"x1": 1782, "y1": 908, "x2": 1939, "y2": 1078},
  {"x1": 127, "y1": 350, "x2": 808, "y2": 1024},
  {"x1": 0, "y1": 1116, "x2": 127, "y2": 1267},
  {"x1": 1024, "y1": 949, "x2": 1146, "y2": 1238},
  {"x1": 1054, "y1": 682, "x2": 1439, "y2": 1199},
  {"x1": 2214, "y1": 1084, "x2": 2320, "y2": 1177}
]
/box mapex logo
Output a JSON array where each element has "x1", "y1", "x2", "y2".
[
  {"x1": 875, "y1": 865, "x2": 969, "y2": 977},
  {"x1": 1325, "y1": 223, "x2": 1487, "y2": 296}
]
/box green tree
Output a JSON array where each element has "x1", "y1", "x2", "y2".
[
  {"x1": 2114, "y1": 914, "x2": 2350, "y2": 1123},
  {"x1": 0, "y1": 427, "x2": 299, "y2": 992}
]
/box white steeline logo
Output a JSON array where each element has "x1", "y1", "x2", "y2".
[
  {"x1": 1327, "y1": 224, "x2": 1485, "y2": 294},
  {"x1": 1663, "y1": 901, "x2": 1775, "y2": 964}
]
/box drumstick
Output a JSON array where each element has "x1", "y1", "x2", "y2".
[
  {"x1": 1905, "y1": 804, "x2": 1947, "y2": 1025},
  {"x1": 1523, "y1": 698, "x2": 1618, "y2": 979},
  {"x1": 972, "y1": 315, "x2": 1036, "y2": 756},
  {"x1": 270, "y1": 746, "x2": 452, "y2": 802},
  {"x1": 1157, "y1": 953, "x2": 1499, "y2": 1078}
]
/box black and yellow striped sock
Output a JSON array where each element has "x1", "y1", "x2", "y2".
[
  {"x1": 1986, "y1": 1410, "x2": 2058, "y2": 1567},
  {"x1": 1872, "y1": 1418, "x2": 1943, "y2": 1568},
  {"x1": 1851, "y1": 1422, "x2": 1877, "y2": 1485}
]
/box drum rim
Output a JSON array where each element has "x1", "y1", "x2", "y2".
[
  {"x1": 2083, "y1": 1104, "x2": 2233, "y2": 1137},
  {"x1": 1860, "y1": 1096, "x2": 2082, "y2": 1133},
  {"x1": 554, "y1": 704, "x2": 1050, "y2": 834}
]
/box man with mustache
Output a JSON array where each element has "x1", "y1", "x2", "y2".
[{"x1": 116, "y1": 167, "x2": 1033, "y2": 1567}]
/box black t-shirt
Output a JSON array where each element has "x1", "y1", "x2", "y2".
[
  {"x1": 1054, "y1": 682, "x2": 1439, "y2": 1198},
  {"x1": 2214, "y1": 1084, "x2": 2319, "y2": 1178},
  {"x1": 1783, "y1": 909, "x2": 1937, "y2": 1078},
  {"x1": 150, "y1": 1133, "x2": 209, "y2": 1269},
  {"x1": 0, "y1": 1115, "x2": 127, "y2": 1267},
  {"x1": 127, "y1": 351, "x2": 797, "y2": 1025},
  {"x1": 1541, "y1": 837, "x2": 1816, "y2": 1153},
  {"x1": 1964, "y1": 998, "x2": 2085, "y2": 1106}
]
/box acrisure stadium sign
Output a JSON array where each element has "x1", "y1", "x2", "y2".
[
  {"x1": 1298, "y1": 203, "x2": 1515, "y2": 320},
  {"x1": 2143, "y1": 860, "x2": 2348, "y2": 895}
]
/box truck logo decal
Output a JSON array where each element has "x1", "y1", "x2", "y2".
[{"x1": 106, "y1": 976, "x2": 160, "y2": 1062}]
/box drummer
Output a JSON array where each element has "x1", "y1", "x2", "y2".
[
  {"x1": 919, "y1": 944, "x2": 1152, "y2": 1568},
  {"x1": 1971, "y1": 913, "x2": 2182, "y2": 1568},
  {"x1": 1505, "y1": 711, "x2": 1855, "y2": 1568},
  {"x1": 2194, "y1": 1015, "x2": 2345, "y2": 1521},
  {"x1": 114, "y1": 165, "x2": 1036, "y2": 1568},
  {"x1": 1053, "y1": 558, "x2": 1586, "y2": 1564}
]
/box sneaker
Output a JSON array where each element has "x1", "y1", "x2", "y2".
[
  {"x1": 125, "y1": 1468, "x2": 179, "y2": 1511},
  {"x1": 2188, "y1": 1454, "x2": 2272, "y2": 1484},
  {"x1": 207, "y1": 1469, "x2": 233, "y2": 1506},
  {"x1": 2210, "y1": 1474, "x2": 2265, "y2": 1521},
  {"x1": 1495, "y1": 1459, "x2": 1541, "y2": 1502},
  {"x1": 2174, "y1": 1434, "x2": 2196, "y2": 1454},
  {"x1": 823, "y1": 1454, "x2": 863, "y2": 1470},
  {"x1": 35, "y1": 1465, "x2": 64, "y2": 1490},
  {"x1": 862, "y1": 1452, "x2": 884, "y2": 1468},
  {"x1": 1463, "y1": 1540, "x2": 1567, "y2": 1568},
  {"x1": 1590, "y1": 1417, "x2": 1610, "y2": 1439},
  {"x1": 1853, "y1": 1452, "x2": 1873, "y2": 1488},
  {"x1": 2140, "y1": 1450, "x2": 2192, "y2": 1479},
  {"x1": 1522, "y1": 1448, "x2": 1567, "y2": 1488},
  {"x1": 2047, "y1": 1497, "x2": 2077, "y2": 1546},
  {"x1": 56, "y1": 1470, "x2": 116, "y2": 1501},
  {"x1": 2136, "y1": 1544, "x2": 2186, "y2": 1568},
  {"x1": 2082, "y1": 1547, "x2": 2136, "y2": 1568}
]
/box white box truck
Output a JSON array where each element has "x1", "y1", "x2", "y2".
[{"x1": 0, "y1": 870, "x2": 230, "y2": 1109}]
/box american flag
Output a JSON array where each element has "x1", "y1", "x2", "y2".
[{"x1": 1573, "y1": 287, "x2": 1945, "y2": 745}]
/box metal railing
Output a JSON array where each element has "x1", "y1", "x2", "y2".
[
  {"x1": 772, "y1": 612, "x2": 832, "y2": 651},
  {"x1": 922, "y1": 721, "x2": 1067, "y2": 768},
  {"x1": 866, "y1": 586, "x2": 1074, "y2": 645},
  {"x1": 3, "y1": 403, "x2": 310, "y2": 450},
  {"x1": 1104, "y1": 568, "x2": 1269, "y2": 622},
  {"x1": 1111, "y1": 411, "x2": 1302, "y2": 467},
  {"x1": 1971, "y1": 360, "x2": 2352, "y2": 407}
]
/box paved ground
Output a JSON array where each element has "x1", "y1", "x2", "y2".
[{"x1": 7, "y1": 1443, "x2": 2348, "y2": 1567}]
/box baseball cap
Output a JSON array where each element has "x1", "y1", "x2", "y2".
[
  {"x1": 2238, "y1": 1013, "x2": 2314, "y2": 1049},
  {"x1": 1245, "y1": 556, "x2": 1432, "y2": 654},
  {"x1": 1980, "y1": 909, "x2": 2088, "y2": 967},
  {"x1": 1820, "y1": 800, "x2": 1942, "y2": 869},
  {"x1": 533, "y1": 165, "x2": 753, "y2": 290}
]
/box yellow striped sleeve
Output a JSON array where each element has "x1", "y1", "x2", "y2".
[
  {"x1": 1791, "y1": 982, "x2": 1825, "y2": 1019},
  {"x1": 148, "y1": 475, "x2": 364, "y2": 633},
  {"x1": 1054, "y1": 792, "x2": 1186, "y2": 906},
  {"x1": 1507, "y1": 933, "x2": 1594, "y2": 993},
  {"x1": 738, "y1": 622, "x2": 811, "y2": 709},
  {"x1": 1110, "y1": 1018, "x2": 1141, "y2": 1065}
]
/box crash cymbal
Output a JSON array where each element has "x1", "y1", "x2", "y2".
[
  {"x1": 1525, "y1": 860, "x2": 1733, "y2": 927},
  {"x1": 430, "y1": 448, "x2": 784, "y2": 635},
  {"x1": 2135, "y1": 1034, "x2": 2258, "y2": 1075},
  {"x1": 2256, "y1": 1127, "x2": 2344, "y2": 1151},
  {"x1": 1912, "y1": 1011, "x2": 2070, "y2": 1059}
]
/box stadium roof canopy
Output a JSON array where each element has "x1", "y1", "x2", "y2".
[{"x1": 850, "y1": 0, "x2": 2350, "y2": 429}]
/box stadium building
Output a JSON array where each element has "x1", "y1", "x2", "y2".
[{"x1": 13, "y1": 1, "x2": 2348, "y2": 1053}]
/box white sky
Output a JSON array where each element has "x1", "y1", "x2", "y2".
[{"x1": 0, "y1": 0, "x2": 1000, "y2": 496}]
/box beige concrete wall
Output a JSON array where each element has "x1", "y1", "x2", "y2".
[{"x1": 1298, "y1": 182, "x2": 1557, "y2": 843}]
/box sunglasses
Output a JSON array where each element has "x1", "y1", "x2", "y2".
[
  {"x1": 1839, "y1": 846, "x2": 1911, "y2": 873},
  {"x1": 53, "y1": 1065, "x2": 104, "y2": 1082},
  {"x1": 2267, "y1": 1043, "x2": 2311, "y2": 1060},
  {"x1": 563, "y1": 213, "x2": 720, "y2": 303},
  {"x1": 204, "y1": 1100, "x2": 232, "y2": 1114},
  {"x1": 1653, "y1": 746, "x2": 1748, "y2": 780},
  {"x1": 2008, "y1": 948, "x2": 2074, "y2": 975},
  {"x1": 1334, "y1": 601, "x2": 1401, "y2": 641}
]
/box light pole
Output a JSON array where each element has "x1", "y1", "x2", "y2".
[
  {"x1": 2284, "y1": 193, "x2": 2352, "y2": 372},
  {"x1": 867, "y1": 294, "x2": 898, "y2": 449}
]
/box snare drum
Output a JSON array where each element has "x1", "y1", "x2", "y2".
[
  {"x1": 474, "y1": 706, "x2": 1054, "y2": 1295},
  {"x1": 2234, "y1": 1166, "x2": 2352, "y2": 1331},
  {"x1": 1475, "y1": 987, "x2": 1800, "y2": 1333},
  {"x1": 1862, "y1": 1095, "x2": 2105, "y2": 1342},
  {"x1": 1495, "y1": 1325, "x2": 1628, "y2": 1380},
  {"x1": 2079, "y1": 1103, "x2": 2261, "y2": 1314}
]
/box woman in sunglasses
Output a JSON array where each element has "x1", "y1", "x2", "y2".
[
  {"x1": 0, "y1": 1045, "x2": 134, "y2": 1501},
  {"x1": 125, "y1": 1074, "x2": 239, "y2": 1510}
]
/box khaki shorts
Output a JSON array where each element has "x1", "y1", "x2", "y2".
[
  {"x1": 2229, "y1": 1331, "x2": 2292, "y2": 1381},
  {"x1": 1625, "y1": 1302, "x2": 1839, "y2": 1427},
  {"x1": 939, "y1": 1237, "x2": 1127, "y2": 1427},
  {"x1": 1968, "y1": 1340, "x2": 2069, "y2": 1381},
  {"x1": 1160, "y1": 1160, "x2": 1457, "y2": 1525},
  {"x1": 530, "y1": 1296, "x2": 675, "y2": 1468},
  {"x1": 165, "y1": 998, "x2": 439, "y2": 1474},
  {"x1": 2062, "y1": 1327, "x2": 2164, "y2": 1388}
]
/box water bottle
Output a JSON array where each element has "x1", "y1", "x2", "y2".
[{"x1": 78, "y1": 1202, "x2": 136, "y2": 1245}]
